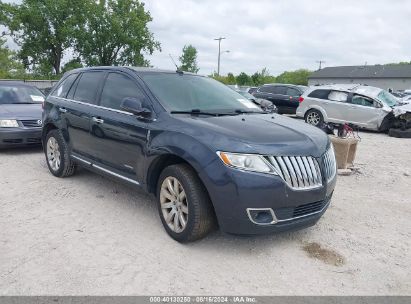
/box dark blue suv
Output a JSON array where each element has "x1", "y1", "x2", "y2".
[{"x1": 42, "y1": 67, "x2": 337, "y2": 242}]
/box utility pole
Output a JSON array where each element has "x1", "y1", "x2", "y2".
[
  {"x1": 316, "y1": 60, "x2": 325, "y2": 70},
  {"x1": 214, "y1": 37, "x2": 226, "y2": 76}
]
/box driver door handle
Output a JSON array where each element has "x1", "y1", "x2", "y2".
[
  {"x1": 92, "y1": 117, "x2": 104, "y2": 124},
  {"x1": 59, "y1": 107, "x2": 67, "y2": 113}
]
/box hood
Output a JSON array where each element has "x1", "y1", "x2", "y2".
[
  {"x1": 170, "y1": 113, "x2": 329, "y2": 158},
  {"x1": 0, "y1": 104, "x2": 42, "y2": 120},
  {"x1": 393, "y1": 103, "x2": 411, "y2": 117}
]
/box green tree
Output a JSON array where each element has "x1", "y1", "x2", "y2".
[
  {"x1": 0, "y1": 38, "x2": 25, "y2": 78},
  {"x1": 179, "y1": 44, "x2": 199, "y2": 73},
  {"x1": 75, "y1": 0, "x2": 160, "y2": 67},
  {"x1": 236, "y1": 72, "x2": 251, "y2": 86},
  {"x1": 276, "y1": 69, "x2": 311, "y2": 85},
  {"x1": 0, "y1": 0, "x2": 85, "y2": 75},
  {"x1": 61, "y1": 58, "x2": 83, "y2": 73},
  {"x1": 226, "y1": 72, "x2": 236, "y2": 85}
]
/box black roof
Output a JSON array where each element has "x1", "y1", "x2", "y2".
[
  {"x1": 67, "y1": 66, "x2": 198, "y2": 76},
  {"x1": 310, "y1": 64, "x2": 411, "y2": 79}
]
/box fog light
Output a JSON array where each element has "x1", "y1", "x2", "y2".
[{"x1": 247, "y1": 208, "x2": 277, "y2": 225}]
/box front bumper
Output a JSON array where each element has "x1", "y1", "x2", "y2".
[
  {"x1": 199, "y1": 158, "x2": 336, "y2": 235},
  {"x1": 0, "y1": 128, "x2": 42, "y2": 148}
]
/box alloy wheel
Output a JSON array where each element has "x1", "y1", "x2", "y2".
[
  {"x1": 46, "y1": 137, "x2": 61, "y2": 171},
  {"x1": 160, "y1": 176, "x2": 189, "y2": 233},
  {"x1": 307, "y1": 112, "x2": 321, "y2": 126}
]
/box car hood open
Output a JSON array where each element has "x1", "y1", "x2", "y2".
[
  {"x1": 172, "y1": 113, "x2": 329, "y2": 158},
  {"x1": 0, "y1": 104, "x2": 42, "y2": 120}
]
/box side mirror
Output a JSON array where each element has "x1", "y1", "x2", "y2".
[{"x1": 120, "y1": 97, "x2": 152, "y2": 118}]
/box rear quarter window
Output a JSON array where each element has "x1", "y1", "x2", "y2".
[{"x1": 308, "y1": 89, "x2": 331, "y2": 100}]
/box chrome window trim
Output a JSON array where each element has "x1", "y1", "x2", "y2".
[
  {"x1": 53, "y1": 96, "x2": 134, "y2": 116},
  {"x1": 71, "y1": 154, "x2": 140, "y2": 185}
]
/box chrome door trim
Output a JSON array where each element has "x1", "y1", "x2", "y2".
[
  {"x1": 71, "y1": 155, "x2": 92, "y2": 165},
  {"x1": 53, "y1": 96, "x2": 134, "y2": 116},
  {"x1": 71, "y1": 154, "x2": 140, "y2": 185}
]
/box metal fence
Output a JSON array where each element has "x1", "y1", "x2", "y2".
[{"x1": 0, "y1": 79, "x2": 58, "y2": 89}]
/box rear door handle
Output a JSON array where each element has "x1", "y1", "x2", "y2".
[
  {"x1": 92, "y1": 117, "x2": 104, "y2": 124},
  {"x1": 59, "y1": 107, "x2": 67, "y2": 113}
]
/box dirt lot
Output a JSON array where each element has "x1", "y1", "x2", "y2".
[{"x1": 0, "y1": 131, "x2": 410, "y2": 295}]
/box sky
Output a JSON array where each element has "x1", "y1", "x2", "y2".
[{"x1": 3, "y1": 0, "x2": 411, "y2": 76}]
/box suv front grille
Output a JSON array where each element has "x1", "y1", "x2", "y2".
[
  {"x1": 21, "y1": 120, "x2": 42, "y2": 128},
  {"x1": 265, "y1": 155, "x2": 322, "y2": 190}
]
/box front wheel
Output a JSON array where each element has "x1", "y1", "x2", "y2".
[
  {"x1": 157, "y1": 164, "x2": 216, "y2": 242},
  {"x1": 305, "y1": 109, "x2": 324, "y2": 126}
]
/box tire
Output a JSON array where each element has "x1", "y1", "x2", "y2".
[
  {"x1": 44, "y1": 129, "x2": 76, "y2": 177},
  {"x1": 388, "y1": 128, "x2": 411, "y2": 138},
  {"x1": 156, "y1": 164, "x2": 216, "y2": 242},
  {"x1": 305, "y1": 109, "x2": 324, "y2": 126}
]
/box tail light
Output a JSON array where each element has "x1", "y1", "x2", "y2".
[{"x1": 299, "y1": 96, "x2": 304, "y2": 103}]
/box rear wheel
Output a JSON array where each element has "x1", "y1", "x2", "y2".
[
  {"x1": 157, "y1": 164, "x2": 216, "y2": 242},
  {"x1": 305, "y1": 109, "x2": 324, "y2": 126},
  {"x1": 45, "y1": 130, "x2": 76, "y2": 177}
]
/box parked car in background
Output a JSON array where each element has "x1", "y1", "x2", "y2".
[
  {"x1": 253, "y1": 84, "x2": 307, "y2": 114},
  {"x1": 234, "y1": 89, "x2": 277, "y2": 112},
  {"x1": 0, "y1": 82, "x2": 44, "y2": 148},
  {"x1": 247, "y1": 87, "x2": 258, "y2": 94},
  {"x1": 42, "y1": 67, "x2": 336, "y2": 242},
  {"x1": 296, "y1": 84, "x2": 411, "y2": 131}
]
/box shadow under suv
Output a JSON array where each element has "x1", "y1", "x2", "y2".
[{"x1": 42, "y1": 67, "x2": 337, "y2": 242}]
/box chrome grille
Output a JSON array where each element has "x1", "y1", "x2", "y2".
[
  {"x1": 21, "y1": 120, "x2": 42, "y2": 128},
  {"x1": 322, "y1": 145, "x2": 337, "y2": 182},
  {"x1": 265, "y1": 155, "x2": 322, "y2": 190}
]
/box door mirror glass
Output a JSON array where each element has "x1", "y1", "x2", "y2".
[{"x1": 120, "y1": 97, "x2": 152, "y2": 118}]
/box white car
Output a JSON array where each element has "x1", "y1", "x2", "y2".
[{"x1": 296, "y1": 84, "x2": 411, "y2": 131}]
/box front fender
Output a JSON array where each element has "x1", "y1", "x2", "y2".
[{"x1": 147, "y1": 130, "x2": 217, "y2": 174}]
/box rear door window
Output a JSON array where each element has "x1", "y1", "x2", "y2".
[
  {"x1": 272, "y1": 86, "x2": 287, "y2": 95},
  {"x1": 100, "y1": 73, "x2": 146, "y2": 110},
  {"x1": 286, "y1": 87, "x2": 300, "y2": 97},
  {"x1": 51, "y1": 73, "x2": 78, "y2": 98},
  {"x1": 73, "y1": 71, "x2": 105, "y2": 104},
  {"x1": 328, "y1": 91, "x2": 348, "y2": 102}
]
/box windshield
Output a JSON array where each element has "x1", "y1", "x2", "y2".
[
  {"x1": 141, "y1": 73, "x2": 262, "y2": 113},
  {"x1": 236, "y1": 90, "x2": 255, "y2": 100},
  {"x1": 0, "y1": 85, "x2": 44, "y2": 105},
  {"x1": 377, "y1": 90, "x2": 398, "y2": 107}
]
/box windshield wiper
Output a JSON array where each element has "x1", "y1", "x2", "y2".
[
  {"x1": 170, "y1": 109, "x2": 222, "y2": 116},
  {"x1": 233, "y1": 109, "x2": 262, "y2": 114}
]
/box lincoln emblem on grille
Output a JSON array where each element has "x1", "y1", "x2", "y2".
[{"x1": 37, "y1": 120, "x2": 42, "y2": 126}]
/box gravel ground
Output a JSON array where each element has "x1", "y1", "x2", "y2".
[{"x1": 0, "y1": 131, "x2": 410, "y2": 295}]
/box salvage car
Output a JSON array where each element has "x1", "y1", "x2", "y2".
[
  {"x1": 296, "y1": 84, "x2": 411, "y2": 134},
  {"x1": 0, "y1": 82, "x2": 44, "y2": 148},
  {"x1": 42, "y1": 67, "x2": 337, "y2": 242}
]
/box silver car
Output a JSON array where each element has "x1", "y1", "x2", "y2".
[{"x1": 296, "y1": 84, "x2": 409, "y2": 131}]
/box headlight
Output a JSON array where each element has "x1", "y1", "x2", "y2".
[
  {"x1": 0, "y1": 120, "x2": 19, "y2": 128},
  {"x1": 217, "y1": 151, "x2": 277, "y2": 174}
]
